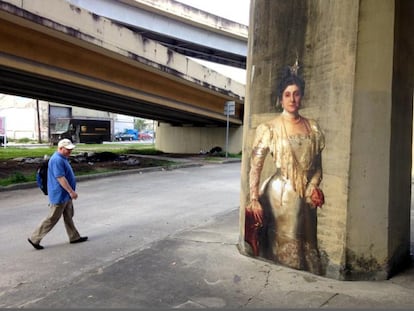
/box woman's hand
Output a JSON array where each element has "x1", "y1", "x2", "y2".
[
  {"x1": 311, "y1": 187, "x2": 324, "y2": 208},
  {"x1": 245, "y1": 199, "x2": 264, "y2": 256},
  {"x1": 306, "y1": 185, "x2": 324, "y2": 208},
  {"x1": 247, "y1": 199, "x2": 264, "y2": 226}
]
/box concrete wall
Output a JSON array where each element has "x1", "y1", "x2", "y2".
[
  {"x1": 387, "y1": 0, "x2": 414, "y2": 277},
  {"x1": 346, "y1": 0, "x2": 395, "y2": 280},
  {"x1": 346, "y1": 0, "x2": 414, "y2": 280},
  {"x1": 0, "y1": 95, "x2": 49, "y2": 141},
  {"x1": 239, "y1": 0, "x2": 357, "y2": 279},
  {"x1": 239, "y1": 0, "x2": 413, "y2": 280},
  {"x1": 114, "y1": 114, "x2": 135, "y2": 134},
  {"x1": 0, "y1": 95, "x2": 120, "y2": 142},
  {"x1": 156, "y1": 122, "x2": 243, "y2": 154}
]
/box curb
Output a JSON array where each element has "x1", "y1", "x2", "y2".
[{"x1": 0, "y1": 162, "x2": 203, "y2": 192}]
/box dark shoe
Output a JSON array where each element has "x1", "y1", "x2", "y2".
[
  {"x1": 28, "y1": 238, "x2": 44, "y2": 250},
  {"x1": 70, "y1": 236, "x2": 88, "y2": 244}
]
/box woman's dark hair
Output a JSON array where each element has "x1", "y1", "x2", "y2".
[{"x1": 277, "y1": 66, "x2": 305, "y2": 100}]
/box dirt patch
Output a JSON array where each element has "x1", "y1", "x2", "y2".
[{"x1": 0, "y1": 153, "x2": 176, "y2": 182}]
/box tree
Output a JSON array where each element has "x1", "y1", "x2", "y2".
[{"x1": 134, "y1": 118, "x2": 148, "y2": 131}]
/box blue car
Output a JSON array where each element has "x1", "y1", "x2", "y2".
[{"x1": 115, "y1": 129, "x2": 138, "y2": 141}]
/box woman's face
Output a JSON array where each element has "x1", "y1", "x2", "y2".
[{"x1": 281, "y1": 84, "x2": 302, "y2": 114}]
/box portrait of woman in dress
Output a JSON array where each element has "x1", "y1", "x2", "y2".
[{"x1": 245, "y1": 62, "x2": 325, "y2": 275}]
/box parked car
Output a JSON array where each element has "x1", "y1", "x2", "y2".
[
  {"x1": 115, "y1": 129, "x2": 138, "y2": 141},
  {"x1": 139, "y1": 132, "x2": 153, "y2": 140},
  {"x1": 115, "y1": 133, "x2": 133, "y2": 141}
]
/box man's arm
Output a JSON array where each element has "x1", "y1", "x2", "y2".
[{"x1": 57, "y1": 176, "x2": 78, "y2": 200}]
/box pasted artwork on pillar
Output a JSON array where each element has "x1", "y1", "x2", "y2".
[{"x1": 244, "y1": 61, "x2": 326, "y2": 275}]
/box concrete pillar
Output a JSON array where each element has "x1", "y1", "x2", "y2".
[
  {"x1": 156, "y1": 122, "x2": 243, "y2": 154},
  {"x1": 239, "y1": 0, "x2": 414, "y2": 280}
]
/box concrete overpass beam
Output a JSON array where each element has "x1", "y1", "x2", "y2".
[{"x1": 0, "y1": 0, "x2": 245, "y2": 128}]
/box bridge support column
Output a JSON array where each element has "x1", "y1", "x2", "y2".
[
  {"x1": 155, "y1": 122, "x2": 243, "y2": 154},
  {"x1": 239, "y1": 0, "x2": 414, "y2": 280}
]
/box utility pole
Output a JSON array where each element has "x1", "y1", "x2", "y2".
[{"x1": 36, "y1": 99, "x2": 42, "y2": 143}]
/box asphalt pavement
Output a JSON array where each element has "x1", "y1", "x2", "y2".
[
  {"x1": 2, "y1": 156, "x2": 414, "y2": 309},
  {"x1": 20, "y1": 211, "x2": 414, "y2": 309}
]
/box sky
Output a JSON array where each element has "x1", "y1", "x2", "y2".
[{"x1": 174, "y1": 0, "x2": 250, "y2": 84}]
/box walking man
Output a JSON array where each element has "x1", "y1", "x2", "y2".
[{"x1": 28, "y1": 138, "x2": 87, "y2": 250}]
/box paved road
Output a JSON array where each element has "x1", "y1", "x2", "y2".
[
  {"x1": 0, "y1": 162, "x2": 241, "y2": 308},
  {"x1": 2, "y1": 162, "x2": 414, "y2": 308}
]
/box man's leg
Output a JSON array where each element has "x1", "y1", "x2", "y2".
[
  {"x1": 62, "y1": 200, "x2": 82, "y2": 242},
  {"x1": 30, "y1": 203, "x2": 64, "y2": 245}
]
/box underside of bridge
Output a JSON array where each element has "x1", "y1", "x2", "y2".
[
  {"x1": 0, "y1": 63, "x2": 237, "y2": 127},
  {"x1": 0, "y1": 0, "x2": 244, "y2": 128}
]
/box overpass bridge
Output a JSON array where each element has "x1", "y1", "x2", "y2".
[
  {"x1": 67, "y1": 0, "x2": 248, "y2": 68},
  {"x1": 0, "y1": 0, "x2": 247, "y2": 152}
]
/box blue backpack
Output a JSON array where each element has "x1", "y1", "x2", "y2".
[{"x1": 36, "y1": 160, "x2": 49, "y2": 195}]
